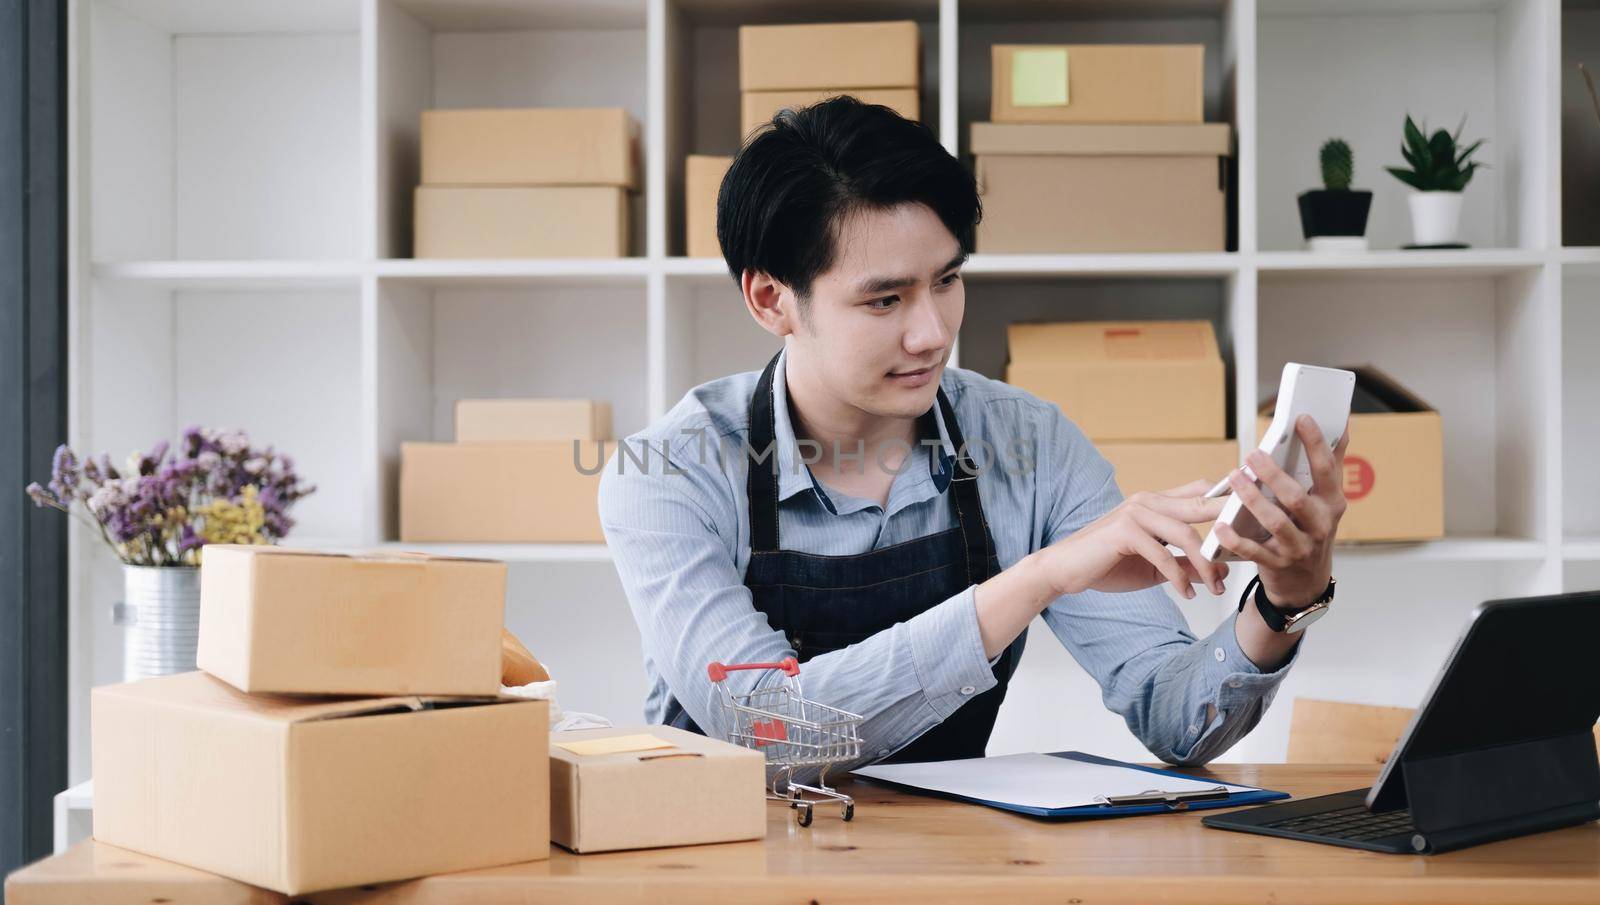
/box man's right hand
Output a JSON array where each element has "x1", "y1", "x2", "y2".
[{"x1": 1032, "y1": 479, "x2": 1230, "y2": 601}]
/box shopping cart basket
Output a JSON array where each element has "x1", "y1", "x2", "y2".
[{"x1": 707, "y1": 657, "x2": 864, "y2": 826}]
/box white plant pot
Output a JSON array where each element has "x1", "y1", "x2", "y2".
[{"x1": 1407, "y1": 191, "x2": 1464, "y2": 246}]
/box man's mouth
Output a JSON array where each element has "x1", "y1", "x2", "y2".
[{"x1": 887, "y1": 365, "x2": 937, "y2": 386}]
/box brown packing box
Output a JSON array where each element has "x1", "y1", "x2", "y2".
[
  {"x1": 197, "y1": 545, "x2": 505, "y2": 696},
  {"x1": 1098, "y1": 440, "x2": 1239, "y2": 533},
  {"x1": 972, "y1": 122, "x2": 1229, "y2": 253},
  {"x1": 739, "y1": 21, "x2": 920, "y2": 91},
  {"x1": 1258, "y1": 366, "x2": 1444, "y2": 543},
  {"x1": 550, "y1": 725, "x2": 767, "y2": 853},
  {"x1": 415, "y1": 186, "x2": 628, "y2": 259},
  {"x1": 420, "y1": 108, "x2": 639, "y2": 189},
  {"x1": 1005, "y1": 320, "x2": 1226, "y2": 441},
  {"x1": 91, "y1": 671, "x2": 550, "y2": 895},
  {"x1": 741, "y1": 87, "x2": 921, "y2": 138},
  {"x1": 991, "y1": 44, "x2": 1204, "y2": 123},
  {"x1": 401, "y1": 441, "x2": 604, "y2": 543},
  {"x1": 456, "y1": 398, "x2": 613, "y2": 443},
  {"x1": 686, "y1": 154, "x2": 731, "y2": 258}
]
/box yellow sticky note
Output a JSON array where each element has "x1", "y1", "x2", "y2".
[
  {"x1": 1011, "y1": 48, "x2": 1069, "y2": 107},
  {"x1": 555, "y1": 734, "x2": 677, "y2": 756}
]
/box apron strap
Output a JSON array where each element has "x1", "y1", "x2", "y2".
[
  {"x1": 745, "y1": 350, "x2": 996, "y2": 581},
  {"x1": 746, "y1": 352, "x2": 783, "y2": 553},
  {"x1": 936, "y1": 387, "x2": 998, "y2": 587}
]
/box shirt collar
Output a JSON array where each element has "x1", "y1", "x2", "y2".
[{"x1": 768, "y1": 346, "x2": 956, "y2": 504}]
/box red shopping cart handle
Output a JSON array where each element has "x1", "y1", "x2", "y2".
[{"x1": 707, "y1": 657, "x2": 800, "y2": 682}]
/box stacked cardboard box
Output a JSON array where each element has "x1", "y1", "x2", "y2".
[
  {"x1": 401, "y1": 398, "x2": 611, "y2": 543},
  {"x1": 92, "y1": 546, "x2": 552, "y2": 895},
  {"x1": 974, "y1": 45, "x2": 1229, "y2": 253},
  {"x1": 1259, "y1": 366, "x2": 1444, "y2": 542},
  {"x1": 416, "y1": 108, "x2": 639, "y2": 258},
  {"x1": 685, "y1": 21, "x2": 922, "y2": 257},
  {"x1": 1006, "y1": 320, "x2": 1236, "y2": 525}
]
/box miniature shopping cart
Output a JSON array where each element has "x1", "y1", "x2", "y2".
[{"x1": 707, "y1": 657, "x2": 864, "y2": 826}]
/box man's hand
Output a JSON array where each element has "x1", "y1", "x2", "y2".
[
  {"x1": 1033, "y1": 478, "x2": 1232, "y2": 601},
  {"x1": 1213, "y1": 415, "x2": 1350, "y2": 608}
]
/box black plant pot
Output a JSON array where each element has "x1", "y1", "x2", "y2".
[{"x1": 1297, "y1": 189, "x2": 1373, "y2": 239}]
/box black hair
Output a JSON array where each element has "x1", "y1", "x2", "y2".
[{"x1": 715, "y1": 95, "x2": 981, "y2": 300}]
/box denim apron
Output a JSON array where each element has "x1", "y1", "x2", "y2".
[{"x1": 697, "y1": 351, "x2": 1025, "y2": 763}]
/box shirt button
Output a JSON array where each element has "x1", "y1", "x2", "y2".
[
  {"x1": 960, "y1": 685, "x2": 976, "y2": 695},
  {"x1": 1227, "y1": 679, "x2": 1243, "y2": 689},
  {"x1": 878, "y1": 748, "x2": 890, "y2": 757},
  {"x1": 1189, "y1": 724, "x2": 1200, "y2": 735},
  {"x1": 1214, "y1": 647, "x2": 1226, "y2": 662}
]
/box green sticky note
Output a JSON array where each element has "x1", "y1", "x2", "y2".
[{"x1": 1011, "y1": 48, "x2": 1069, "y2": 107}]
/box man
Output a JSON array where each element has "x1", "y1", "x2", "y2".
[{"x1": 598, "y1": 97, "x2": 1347, "y2": 769}]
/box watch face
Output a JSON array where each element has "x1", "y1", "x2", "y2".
[{"x1": 1283, "y1": 603, "x2": 1330, "y2": 633}]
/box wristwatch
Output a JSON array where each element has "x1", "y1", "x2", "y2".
[{"x1": 1239, "y1": 574, "x2": 1335, "y2": 634}]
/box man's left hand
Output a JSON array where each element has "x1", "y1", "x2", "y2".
[{"x1": 1214, "y1": 415, "x2": 1350, "y2": 608}]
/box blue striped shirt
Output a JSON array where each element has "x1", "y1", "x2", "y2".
[{"x1": 597, "y1": 347, "x2": 1299, "y2": 771}]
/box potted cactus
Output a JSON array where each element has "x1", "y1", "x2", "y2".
[
  {"x1": 1297, "y1": 139, "x2": 1373, "y2": 251},
  {"x1": 1386, "y1": 114, "x2": 1485, "y2": 248}
]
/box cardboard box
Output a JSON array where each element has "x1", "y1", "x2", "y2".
[
  {"x1": 197, "y1": 545, "x2": 506, "y2": 696},
  {"x1": 401, "y1": 442, "x2": 605, "y2": 543},
  {"x1": 990, "y1": 44, "x2": 1204, "y2": 123},
  {"x1": 1258, "y1": 366, "x2": 1443, "y2": 543},
  {"x1": 456, "y1": 398, "x2": 613, "y2": 443},
  {"x1": 972, "y1": 122, "x2": 1228, "y2": 253},
  {"x1": 686, "y1": 154, "x2": 731, "y2": 258},
  {"x1": 550, "y1": 726, "x2": 767, "y2": 853},
  {"x1": 91, "y1": 671, "x2": 550, "y2": 895},
  {"x1": 415, "y1": 186, "x2": 628, "y2": 259},
  {"x1": 420, "y1": 108, "x2": 639, "y2": 189},
  {"x1": 1098, "y1": 439, "x2": 1239, "y2": 533},
  {"x1": 741, "y1": 87, "x2": 921, "y2": 138},
  {"x1": 1005, "y1": 320, "x2": 1226, "y2": 441},
  {"x1": 740, "y1": 21, "x2": 920, "y2": 91}
]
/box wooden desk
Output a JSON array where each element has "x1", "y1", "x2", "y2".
[{"x1": 7, "y1": 764, "x2": 1599, "y2": 904}]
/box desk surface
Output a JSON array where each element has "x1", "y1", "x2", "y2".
[{"x1": 8, "y1": 764, "x2": 1600, "y2": 904}]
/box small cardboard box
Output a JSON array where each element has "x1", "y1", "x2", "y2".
[
  {"x1": 197, "y1": 545, "x2": 506, "y2": 696},
  {"x1": 420, "y1": 107, "x2": 639, "y2": 189},
  {"x1": 550, "y1": 726, "x2": 767, "y2": 853},
  {"x1": 1258, "y1": 366, "x2": 1444, "y2": 543},
  {"x1": 973, "y1": 122, "x2": 1229, "y2": 253},
  {"x1": 686, "y1": 154, "x2": 732, "y2": 258},
  {"x1": 991, "y1": 44, "x2": 1204, "y2": 123},
  {"x1": 91, "y1": 671, "x2": 550, "y2": 895},
  {"x1": 741, "y1": 87, "x2": 921, "y2": 138},
  {"x1": 456, "y1": 398, "x2": 613, "y2": 443},
  {"x1": 1005, "y1": 320, "x2": 1226, "y2": 441},
  {"x1": 401, "y1": 441, "x2": 605, "y2": 543},
  {"x1": 1097, "y1": 439, "x2": 1239, "y2": 533},
  {"x1": 739, "y1": 21, "x2": 920, "y2": 91},
  {"x1": 415, "y1": 186, "x2": 628, "y2": 259}
]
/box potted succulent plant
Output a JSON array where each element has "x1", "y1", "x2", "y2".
[
  {"x1": 1298, "y1": 138, "x2": 1373, "y2": 251},
  {"x1": 1386, "y1": 114, "x2": 1485, "y2": 248},
  {"x1": 26, "y1": 427, "x2": 314, "y2": 682}
]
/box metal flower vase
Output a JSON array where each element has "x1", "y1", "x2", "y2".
[{"x1": 114, "y1": 565, "x2": 202, "y2": 682}]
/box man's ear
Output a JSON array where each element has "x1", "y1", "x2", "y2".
[{"x1": 742, "y1": 270, "x2": 800, "y2": 338}]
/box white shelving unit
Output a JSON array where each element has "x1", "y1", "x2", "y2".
[{"x1": 64, "y1": 0, "x2": 1599, "y2": 782}]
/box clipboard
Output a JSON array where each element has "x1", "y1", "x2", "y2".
[{"x1": 855, "y1": 751, "x2": 1291, "y2": 819}]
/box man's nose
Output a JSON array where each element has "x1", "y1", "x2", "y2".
[{"x1": 903, "y1": 292, "x2": 950, "y2": 354}]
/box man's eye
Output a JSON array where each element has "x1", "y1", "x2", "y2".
[
  {"x1": 938, "y1": 272, "x2": 961, "y2": 286},
  {"x1": 868, "y1": 296, "x2": 898, "y2": 309}
]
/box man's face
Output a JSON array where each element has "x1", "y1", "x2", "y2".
[{"x1": 786, "y1": 202, "x2": 965, "y2": 420}]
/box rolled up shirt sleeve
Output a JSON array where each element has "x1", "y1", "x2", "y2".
[
  {"x1": 598, "y1": 432, "x2": 998, "y2": 774},
  {"x1": 1032, "y1": 406, "x2": 1301, "y2": 766}
]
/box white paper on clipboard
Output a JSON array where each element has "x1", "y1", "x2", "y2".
[{"x1": 853, "y1": 752, "x2": 1260, "y2": 810}]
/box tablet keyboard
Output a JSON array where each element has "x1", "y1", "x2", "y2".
[{"x1": 1261, "y1": 803, "x2": 1416, "y2": 842}]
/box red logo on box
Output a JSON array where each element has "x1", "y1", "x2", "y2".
[{"x1": 1343, "y1": 455, "x2": 1375, "y2": 501}]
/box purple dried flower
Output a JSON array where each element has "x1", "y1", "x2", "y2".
[{"x1": 48, "y1": 445, "x2": 78, "y2": 501}]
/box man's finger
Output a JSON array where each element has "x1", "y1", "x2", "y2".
[
  {"x1": 1130, "y1": 530, "x2": 1196, "y2": 600},
  {"x1": 1250, "y1": 447, "x2": 1313, "y2": 517},
  {"x1": 1156, "y1": 478, "x2": 1213, "y2": 498},
  {"x1": 1298, "y1": 415, "x2": 1342, "y2": 496},
  {"x1": 1227, "y1": 468, "x2": 1308, "y2": 548},
  {"x1": 1131, "y1": 506, "x2": 1226, "y2": 595},
  {"x1": 1215, "y1": 522, "x2": 1292, "y2": 570},
  {"x1": 1135, "y1": 490, "x2": 1228, "y2": 525}
]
